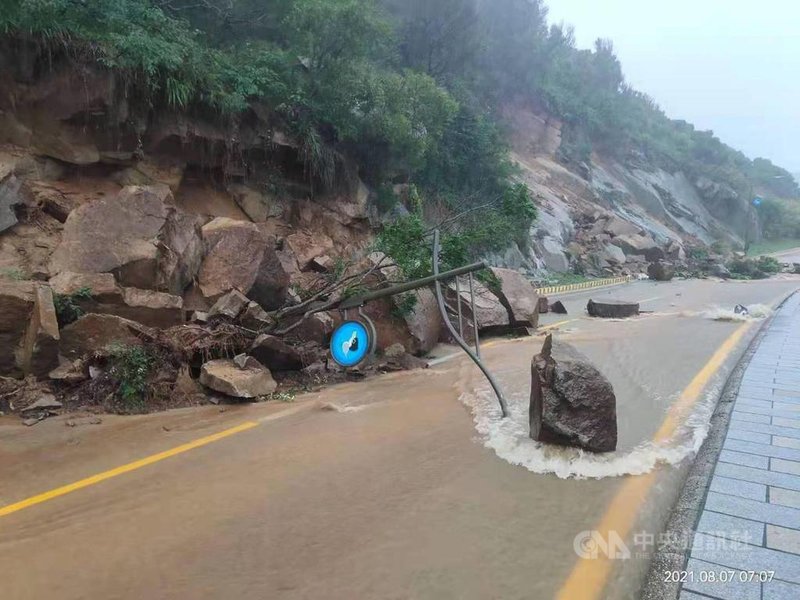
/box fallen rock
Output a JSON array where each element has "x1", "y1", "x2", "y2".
[
  {"x1": 250, "y1": 334, "x2": 306, "y2": 371},
  {"x1": 287, "y1": 312, "x2": 334, "y2": 346},
  {"x1": 644, "y1": 246, "x2": 667, "y2": 262},
  {"x1": 0, "y1": 174, "x2": 23, "y2": 234},
  {"x1": 451, "y1": 278, "x2": 509, "y2": 332},
  {"x1": 22, "y1": 285, "x2": 61, "y2": 377},
  {"x1": 600, "y1": 243, "x2": 627, "y2": 265},
  {"x1": 199, "y1": 358, "x2": 276, "y2": 398},
  {"x1": 59, "y1": 314, "x2": 151, "y2": 360},
  {"x1": 102, "y1": 288, "x2": 184, "y2": 328},
  {"x1": 198, "y1": 218, "x2": 269, "y2": 299},
  {"x1": 48, "y1": 359, "x2": 89, "y2": 383},
  {"x1": 248, "y1": 244, "x2": 291, "y2": 310},
  {"x1": 529, "y1": 335, "x2": 617, "y2": 452},
  {"x1": 708, "y1": 262, "x2": 732, "y2": 279},
  {"x1": 284, "y1": 231, "x2": 334, "y2": 271},
  {"x1": 647, "y1": 261, "x2": 675, "y2": 282},
  {"x1": 240, "y1": 302, "x2": 274, "y2": 331},
  {"x1": 611, "y1": 233, "x2": 659, "y2": 256},
  {"x1": 397, "y1": 288, "x2": 442, "y2": 354},
  {"x1": 50, "y1": 185, "x2": 203, "y2": 293},
  {"x1": 586, "y1": 299, "x2": 640, "y2": 318},
  {"x1": 49, "y1": 272, "x2": 123, "y2": 304},
  {"x1": 20, "y1": 394, "x2": 62, "y2": 414},
  {"x1": 0, "y1": 281, "x2": 35, "y2": 377},
  {"x1": 550, "y1": 300, "x2": 568, "y2": 314},
  {"x1": 310, "y1": 255, "x2": 334, "y2": 273},
  {"x1": 538, "y1": 297, "x2": 550, "y2": 314},
  {"x1": 489, "y1": 267, "x2": 540, "y2": 328},
  {"x1": 207, "y1": 289, "x2": 250, "y2": 320}
]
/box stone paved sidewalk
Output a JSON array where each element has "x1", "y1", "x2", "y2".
[{"x1": 680, "y1": 293, "x2": 800, "y2": 600}]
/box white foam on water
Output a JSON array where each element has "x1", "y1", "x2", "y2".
[
  {"x1": 319, "y1": 401, "x2": 369, "y2": 413},
  {"x1": 460, "y1": 378, "x2": 723, "y2": 480},
  {"x1": 703, "y1": 303, "x2": 771, "y2": 322}
]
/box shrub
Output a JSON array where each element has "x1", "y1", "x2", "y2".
[
  {"x1": 106, "y1": 343, "x2": 157, "y2": 412},
  {"x1": 54, "y1": 287, "x2": 92, "y2": 326}
]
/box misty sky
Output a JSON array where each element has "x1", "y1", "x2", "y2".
[{"x1": 546, "y1": 0, "x2": 800, "y2": 172}]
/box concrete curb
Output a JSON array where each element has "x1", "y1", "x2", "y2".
[
  {"x1": 535, "y1": 275, "x2": 633, "y2": 297},
  {"x1": 639, "y1": 292, "x2": 795, "y2": 600}
]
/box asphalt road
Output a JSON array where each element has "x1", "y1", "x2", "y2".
[{"x1": 1, "y1": 276, "x2": 799, "y2": 600}]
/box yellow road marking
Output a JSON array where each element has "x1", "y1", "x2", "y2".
[
  {"x1": 556, "y1": 322, "x2": 752, "y2": 600},
  {"x1": 539, "y1": 319, "x2": 578, "y2": 331},
  {"x1": 0, "y1": 421, "x2": 259, "y2": 518}
]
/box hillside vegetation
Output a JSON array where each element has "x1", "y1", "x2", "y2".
[{"x1": 3, "y1": 0, "x2": 799, "y2": 253}]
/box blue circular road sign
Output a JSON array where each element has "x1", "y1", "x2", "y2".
[{"x1": 330, "y1": 320, "x2": 372, "y2": 368}]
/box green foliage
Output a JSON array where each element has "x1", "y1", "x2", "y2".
[
  {"x1": 726, "y1": 256, "x2": 780, "y2": 280},
  {"x1": 756, "y1": 255, "x2": 782, "y2": 274},
  {"x1": 757, "y1": 198, "x2": 800, "y2": 241},
  {"x1": 54, "y1": 287, "x2": 92, "y2": 327},
  {"x1": 107, "y1": 343, "x2": 157, "y2": 412}
]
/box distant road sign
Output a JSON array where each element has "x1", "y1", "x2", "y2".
[{"x1": 330, "y1": 320, "x2": 372, "y2": 368}]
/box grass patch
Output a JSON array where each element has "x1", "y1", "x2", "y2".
[{"x1": 747, "y1": 239, "x2": 800, "y2": 256}]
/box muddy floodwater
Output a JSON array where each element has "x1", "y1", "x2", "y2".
[{"x1": 1, "y1": 277, "x2": 799, "y2": 600}]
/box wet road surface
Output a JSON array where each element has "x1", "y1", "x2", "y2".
[{"x1": 1, "y1": 277, "x2": 799, "y2": 600}]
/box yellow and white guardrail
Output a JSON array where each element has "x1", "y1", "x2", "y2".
[{"x1": 535, "y1": 275, "x2": 634, "y2": 296}]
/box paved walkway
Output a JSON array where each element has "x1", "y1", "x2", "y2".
[{"x1": 681, "y1": 293, "x2": 800, "y2": 599}]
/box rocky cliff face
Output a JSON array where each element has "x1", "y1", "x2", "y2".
[{"x1": 494, "y1": 102, "x2": 752, "y2": 277}]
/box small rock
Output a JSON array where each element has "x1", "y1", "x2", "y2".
[
  {"x1": 233, "y1": 353, "x2": 249, "y2": 369},
  {"x1": 550, "y1": 300, "x2": 568, "y2": 314},
  {"x1": 538, "y1": 296, "x2": 550, "y2": 314},
  {"x1": 208, "y1": 289, "x2": 250, "y2": 320},
  {"x1": 384, "y1": 343, "x2": 406, "y2": 359},
  {"x1": 190, "y1": 311, "x2": 209, "y2": 323},
  {"x1": 20, "y1": 394, "x2": 62, "y2": 414},
  {"x1": 240, "y1": 302, "x2": 273, "y2": 331},
  {"x1": 310, "y1": 255, "x2": 334, "y2": 273},
  {"x1": 250, "y1": 334, "x2": 306, "y2": 371},
  {"x1": 23, "y1": 417, "x2": 42, "y2": 427}
]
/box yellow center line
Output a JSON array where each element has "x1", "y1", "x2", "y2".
[
  {"x1": 539, "y1": 319, "x2": 578, "y2": 332},
  {"x1": 0, "y1": 420, "x2": 260, "y2": 519},
  {"x1": 556, "y1": 321, "x2": 752, "y2": 600}
]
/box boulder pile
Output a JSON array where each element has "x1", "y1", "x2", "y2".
[{"x1": 0, "y1": 172, "x2": 545, "y2": 419}]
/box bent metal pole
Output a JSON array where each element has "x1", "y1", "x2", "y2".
[{"x1": 432, "y1": 230, "x2": 509, "y2": 418}]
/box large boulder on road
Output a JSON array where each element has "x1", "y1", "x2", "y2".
[
  {"x1": 587, "y1": 299, "x2": 639, "y2": 318},
  {"x1": 489, "y1": 267, "x2": 540, "y2": 328},
  {"x1": 530, "y1": 335, "x2": 617, "y2": 452},
  {"x1": 647, "y1": 261, "x2": 675, "y2": 282}
]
